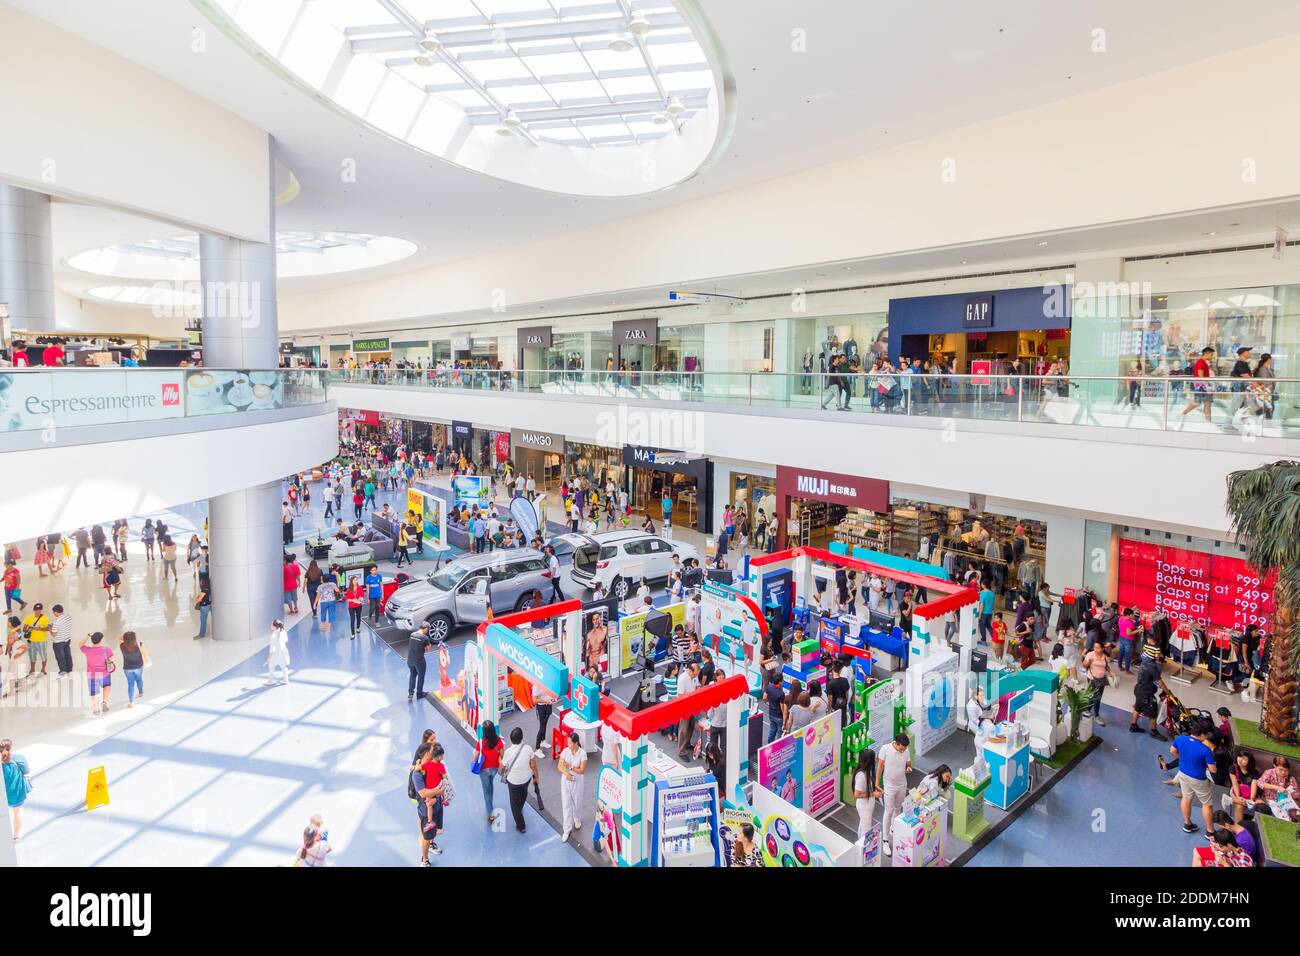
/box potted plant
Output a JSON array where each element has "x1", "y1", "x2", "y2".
[
  {"x1": 1226, "y1": 462, "x2": 1299, "y2": 745},
  {"x1": 1060, "y1": 681, "x2": 1098, "y2": 741}
]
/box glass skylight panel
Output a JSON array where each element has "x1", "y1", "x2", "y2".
[
  {"x1": 545, "y1": 78, "x2": 608, "y2": 101},
  {"x1": 648, "y1": 38, "x2": 705, "y2": 69},
  {"x1": 469, "y1": 0, "x2": 547, "y2": 19},
  {"x1": 494, "y1": 84, "x2": 550, "y2": 105},
  {"x1": 520, "y1": 50, "x2": 593, "y2": 76},
  {"x1": 399, "y1": 0, "x2": 484, "y2": 21},
  {"x1": 599, "y1": 75, "x2": 658, "y2": 97}
]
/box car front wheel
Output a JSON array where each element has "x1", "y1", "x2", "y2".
[
  {"x1": 611, "y1": 576, "x2": 628, "y2": 600},
  {"x1": 426, "y1": 614, "x2": 451, "y2": 643}
]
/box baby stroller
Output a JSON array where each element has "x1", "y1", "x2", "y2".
[{"x1": 1157, "y1": 684, "x2": 1211, "y2": 738}]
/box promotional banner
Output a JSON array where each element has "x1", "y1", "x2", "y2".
[
  {"x1": 619, "y1": 601, "x2": 684, "y2": 673},
  {"x1": 0, "y1": 369, "x2": 185, "y2": 431},
  {"x1": 758, "y1": 736, "x2": 802, "y2": 808},
  {"x1": 862, "y1": 680, "x2": 896, "y2": 751},
  {"x1": 509, "y1": 495, "x2": 539, "y2": 540},
  {"x1": 494, "y1": 432, "x2": 510, "y2": 464},
  {"x1": 407, "y1": 488, "x2": 445, "y2": 547},
  {"x1": 582, "y1": 606, "x2": 611, "y2": 675},
  {"x1": 186, "y1": 369, "x2": 284, "y2": 416},
  {"x1": 760, "y1": 567, "x2": 794, "y2": 626},
  {"x1": 1116, "y1": 538, "x2": 1275, "y2": 631},
  {"x1": 451, "y1": 475, "x2": 491, "y2": 512},
  {"x1": 801, "y1": 711, "x2": 842, "y2": 818}
]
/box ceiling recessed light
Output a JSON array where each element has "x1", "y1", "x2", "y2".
[
  {"x1": 665, "y1": 96, "x2": 685, "y2": 116},
  {"x1": 418, "y1": 32, "x2": 442, "y2": 53},
  {"x1": 651, "y1": 113, "x2": 669, "y2": 125},
  {"x1": 627, "y1": 12, "x2": 652, "y2": 36},
  {"x1": 609, "y1": 32, "x2": 635, "y2": 52},
  {"x1": 961, "y1": 259, "x2": 968, "y2": 265},
  {"x1": 1205, "y1": 231, "x2": 1217, "y2": 236},
  {"x1": 413, "y1": 54, "x2": 435, "y2": 67},
  {"x1": 495, "y1": 125, "x2": 514, "y2": 137}
]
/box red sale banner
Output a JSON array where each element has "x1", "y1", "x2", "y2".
[{"x1": 1117, "y1": 539, "x2": 1274, "y2": 631}]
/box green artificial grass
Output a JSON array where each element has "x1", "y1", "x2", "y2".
[
  {"x1": 1257, "y1": 813, "x2": 1300, "y2": 867},
  {"x1": 1231, "y1": 717, "x2": 1300, "y2": 761},
  {"x1": 1042, "y1": 736, "x2": 1090, "y2": 769}
]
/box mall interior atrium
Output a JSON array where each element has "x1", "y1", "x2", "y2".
[{"x1": 1, "y1": 0, "x2": 1299, "y2": 885}]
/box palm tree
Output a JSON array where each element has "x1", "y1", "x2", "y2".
[{"x1": 1225, "y1": 461, "x2": 1300, "y2": 744}]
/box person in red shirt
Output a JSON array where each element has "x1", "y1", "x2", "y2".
[
  {"x1": 1179, "y1": 346, "x2": 1217, "y2": 423},
  {"x1": 345, "y1": 576, "x2": 364, "y2": 638},
  {"x1": 990, "y1": 613, "x2": 1008, "y2": 661},
  {"x1": 42, "y1": 341, "x2": 65, "y2": 367},
  {"x1": 282, "y1": 555, "x2": 301, "y2": 615},
  {"x1": 3, "y1": 560, "x2": 26, "y2": 614},
  {"x1": 473, "y1": 720, "x2": 506, "y2": 826},
  {"x1": 419, "y1": 744, "x2": 449, "y2": 842}
]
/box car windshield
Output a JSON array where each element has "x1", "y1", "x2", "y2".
[{"x1": 426, "y1": 565, "x2": 466, "y2": 592}]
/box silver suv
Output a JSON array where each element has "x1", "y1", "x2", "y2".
[
  {"x1": 568, "y1": 529, "x2": 699, "y2": 599},
  {"x1": 384, "y1": 549, "x2": 551, "y2": 642}
]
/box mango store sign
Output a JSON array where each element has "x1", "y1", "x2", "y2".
[{"x1": 483, "y1": 623, "x2": 568, "y2": 697}]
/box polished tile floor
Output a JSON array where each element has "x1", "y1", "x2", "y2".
[{"x1": 12, "y1": 611, "x2": 586, "y2": 867}]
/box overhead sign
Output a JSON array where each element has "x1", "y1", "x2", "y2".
[
  {"x1": 516, "y1": 325, "x2": 552, "y2": 349},
  {"x1": 962, "y1": 296, "x2": 994, "y2": 329},
  {"x1": 1116, "y1": 539, "x2": 1275, "y2": 631},
  {"x1": 624, "y1": 446, "x2": 695, "y2": 470},
  {"x1": 451, "y1": 334, "x2": 470, "y2": 352},
  {"x1": 776, "y1": 465, "x2": 890, "y2": 513},
  {"x1": 483, "y1": 622, "x2": 569, "y2": 696},
  {"x1": 0, "y1": 369, "x2": 186, "y2": 432},
  {"x1": 512, "y1": 428, "x2": 563, "y2": 451},
  {"x1": 352, "y1": 337, "x2": 390, "y2": 352},
  {"x1": 612, "y1": 317, "x2": 658, "y2": 346}
]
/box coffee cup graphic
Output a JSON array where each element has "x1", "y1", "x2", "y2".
[
  {"x1": 187, "y1": 372, "x2": 215, "y2": 404},
  {"x1": 251, "y1": 383, "x2": 274, "y2": 406}
]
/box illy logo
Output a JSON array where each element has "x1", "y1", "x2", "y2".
[{"x1": 161, "y1": 383, "x2": 180, "y2": 406}]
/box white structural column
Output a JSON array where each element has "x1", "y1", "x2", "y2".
[
  {"x1": 0, "y1": 184, "x2": 55, "y2": 331},
  {"x1": 202, "y1": 138, "x2": 284, "y2": 642},
  {"x1": 208, "y1": 481, "x2": 285, "y2": 641}
]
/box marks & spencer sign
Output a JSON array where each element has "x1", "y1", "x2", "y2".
[{"x1": 776, "y1": 465, "x2": 890, "y2": 512}]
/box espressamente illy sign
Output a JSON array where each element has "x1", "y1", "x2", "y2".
[{"x1": 1, "y1": 371, "x2": 185, "y2": 431}]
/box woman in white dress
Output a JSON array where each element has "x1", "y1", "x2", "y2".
[{"x1": 267, "y1": 619, "x2": 291, "y2": 684}]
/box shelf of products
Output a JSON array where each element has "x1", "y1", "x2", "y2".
[{"x1": 834, "y1": 510, "x2": 892, "y2": 552}]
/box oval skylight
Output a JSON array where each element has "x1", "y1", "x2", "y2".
[
  {"x1": 194, "y1": 0, "x2": 730, "y2": 197},
  {"x1": 67, "y1": 232, "x2": 418, "y2": 281}
]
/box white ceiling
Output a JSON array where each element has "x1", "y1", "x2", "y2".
[{"x1": 17, "y1": 0, "x2": 1300, "y2": 303}]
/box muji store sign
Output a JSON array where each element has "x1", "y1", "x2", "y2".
[{"x1": 1116, "y1": 539, "x2": 1274, "y2": 631}]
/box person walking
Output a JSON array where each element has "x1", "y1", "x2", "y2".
[
  {"x1": 3, "y1": 560, "x2": 26, "y2": 615},
  {"x1": 534, "y1": 685, "x2": 557, "y2": 753},
  {"x1": 314, "y1": 574, "x2": 338, "y2": 635},
  {"x1": 79, "y1": 631, "x2": 114, "y2": 715},
  {"x1": 2, "y1": 738, "x2": 33, "y2": 843},
  {"x1": 544, "y1": 546, "x2": 563, "y2": 602},
  {"x1": 281, "y1": 501, "x2": 294, "y2": 547},
  {"x1": 194, "y1": 574, "x2": 212, "y2": 640},
  {"x1": 48, "y1": 603, "x2": 73, "y2": 677},
  {"x1": 853, "y1": 747, "x2": 881, "y2": 847},
  {"x1": 407, "y1": 622, "x2": 432, "y2": 701},
  {"x1": 1081, "y1": 640, "x2": 1112, "y2": 726},
  {"x1": 394, "y1": 522, "x2": 411, "y2": 568},
  {"x1": 558, "y1": 731, "x2": 587, "y2": 843},
  {"x1": 74, "y1": 527, "x2": 91, "y2": 570},
  {"x1": 364, "y1": 564, "x2": 383, "y2": 622},
  {"x1": 877, "y1": 733, "x2": 912, "y2": 858},
  {"x1": 186, "y1": 534, "x2": 202, "y2": 581},
  {"x1": 474, "y1": 720, "x2": 506, "y2": 826},
  {"x1": 501, "y1": 726, "x2": 539, "y2": 833},
  {"x1": 345, "y1": 576, "x2": 364, "y2": 638},
  {"x1": 304, "y1": 560, "x2": 323, "y2": 619},
  {"x1": 160, "y1": 535, "x2": 179, "y2": 582},
  {"x1": 282, "y1": 555, "x2": 302, "y2": 616},
  {"x1": 1171, "y1": 724, "x2": 1218, "y2": 838},
  {"x1": 141, "y1": 520, "x2": 156, "y2": 561},
  {"x1": 119, "y1": 630, "x2": 149, "y2": 706},
  {"x1": 266, "y1": 619, "x2": 291, "y2": 684},
  {"x1": 21, "y1": 602, "x2": 51, "y2": 677}
]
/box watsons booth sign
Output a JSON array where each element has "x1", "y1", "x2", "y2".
[{"x1": 483, "y1": 623, "x2": 568, "y2": 695}]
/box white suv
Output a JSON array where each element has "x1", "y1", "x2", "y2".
[{"x1": 568, "y1": 529, "x2": 699, "y2": 599}]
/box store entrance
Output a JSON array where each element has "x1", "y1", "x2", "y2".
[{"x1": 903, "y1": 330, "x2": 1072, "y2": 373}]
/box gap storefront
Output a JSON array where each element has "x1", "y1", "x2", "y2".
[{"x1": 888, "y1": 285, "x2": 1071, "y2": 373}]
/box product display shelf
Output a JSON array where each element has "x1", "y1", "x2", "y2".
[{"x1": 834, "y1": 510, "x2": 891, "y2": 553}]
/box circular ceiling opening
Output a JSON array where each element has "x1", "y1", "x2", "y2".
[
  {"x1": 194, "y1": 0, "x2": 731, "y2": 197},
  {"x1": 68, "y1": 232, "x2": 418, "y2": 281}
]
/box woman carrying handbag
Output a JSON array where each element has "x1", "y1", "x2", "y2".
[{"x1": 471, "y1": 719, "x2": 505, "y2": 827}]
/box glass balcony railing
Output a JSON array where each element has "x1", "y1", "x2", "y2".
[
  {"x1": 330, "y1": 367, "x2": 1300, "y2": 438},
  {"x1": 0, "y1": 368, "x2": 329, "y2": 435}
]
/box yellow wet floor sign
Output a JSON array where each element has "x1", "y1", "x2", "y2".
[{"x1": 86, "y1": 766, "x2": 109, "y2": 811}]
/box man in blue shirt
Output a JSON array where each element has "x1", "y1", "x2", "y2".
[
  {"x1": 978, "y1": 582, "x2": 995, "y2": 645},
  {"x1": 364, "y1": 566, "x2": 384, "y2": 623},
  {"x1": 661, "y1": 493, "x2": 674, "y2": 539},
  {"x1": 1170, "y1": 725, "x2": 1217, "y2": 837}
]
